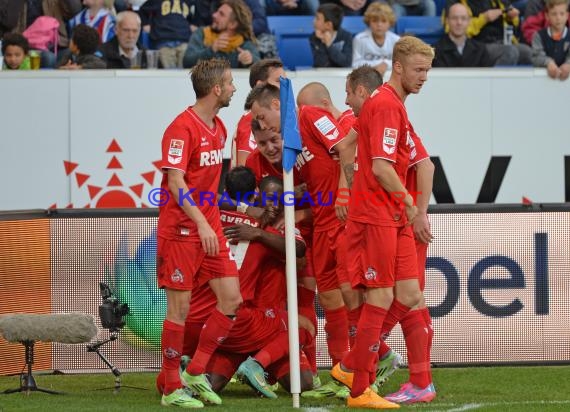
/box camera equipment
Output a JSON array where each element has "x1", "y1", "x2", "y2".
[
  {"x1": 98, "y1": 282, "x2": 129, "y2": 333},
  {"x1": 87, "y1": 282, "x2": 145, "y2": 393}
]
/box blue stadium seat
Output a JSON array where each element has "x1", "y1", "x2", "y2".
[
  {"x1": 434, "y1": 0, "x2": 446, "y2": 15},
  {"x1": 267, "y1": 16, "x2": 314, "y2": 70},
  {"x1": 341, "y1": 16, "x2": 366, "y2": 36},
  {"x1": 395, "y1": 16, "x2": 444, "y2": 45}
]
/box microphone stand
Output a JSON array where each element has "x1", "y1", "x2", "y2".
[{"x1": 87, "y1": 331, "x2": 147, "y2": 393}]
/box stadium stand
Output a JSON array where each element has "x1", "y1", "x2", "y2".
[{"x1": 395, "y1": 16, "x2": 444, "y2": 45}]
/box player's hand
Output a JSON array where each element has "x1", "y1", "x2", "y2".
[
  {"x1": 405, "y1": 204, "x2": 419, "y2": 227},
  {"x1": 559, "y1": 63, "x2": 570, "y2": 80},
  {"x1": 294, "y1": 183, "x2": 308, "y2": 199},
  {"x1": 484, "y1": 9, "x2": 503, "y2": 22},
  {"x1": 237, "y1": 47, "x2": 253, "y2": 66},
  {"x1": 298, "y1": 314, "x2": 316, "y2": 337},
  {"x1": 413, "y1": 213, "x2": 433, "y2": 244},
  {"x1": 296, "y1": 256, "x2": 307, "y2": 270},
  {"x1": 212, "y1": 33, "x2": 230, "y2": 52},
  {"x1": 198, "y1": 221, "x2": 219, "y2": 256},
  {"x1": 547, "y1": 61, "x2": 561, "y2": 79},
  {"x1": 223, "y1": 224, "x2": 261, "y2": 243},
  {"x1": 260, "y1": 205, "x2": 280, "y2": 228}
]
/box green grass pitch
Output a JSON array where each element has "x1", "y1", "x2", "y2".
[{"x1": 1, "y1": 366, "x2": 570, "y2": 411}]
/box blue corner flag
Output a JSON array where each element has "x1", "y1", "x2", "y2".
[{"x1": 280, "y1": 77, "x2": 302, "y2": 173}]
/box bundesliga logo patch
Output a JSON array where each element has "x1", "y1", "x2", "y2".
[
  {"x1": 383, "y1": 128, "x2": 397, "y2": 155},
  {"x1": 164, "y1": 347, "x2": 180, "y2": 359},
  {"x1": 369, "y1": 342, "x2": 380, "y2": 352}
]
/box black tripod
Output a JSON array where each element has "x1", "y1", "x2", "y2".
[
  {"x1": 87, "y1": 332, "x2": 147, "y2": 393},
  {"x1": 3, "y1": 340, "x2": 63, "y2": 395}
]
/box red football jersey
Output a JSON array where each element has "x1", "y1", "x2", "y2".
[
  {"x1": 337, "y1": 109, "x2": 357, "y2": 136},
  {"x1": 350, "y1": 84, "x2": 412, "y2": 227},
  {"x1": 158, "y1": 107, "x2": 227, "y2": 240},
  {"x1": 245, "y1": 149, "x2": 303, "y2": 185},
  {"x1": 405, "y1": 125, "x2": 430, "y2": 195},
  {"x1": 297, "y1": 105, "x2": 347, "y2": 232},
  {"x1": 232, "y1": 111, "x2": 257, "y2": 164}
]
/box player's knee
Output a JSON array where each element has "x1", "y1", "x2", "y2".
[
  {"x1": 218, "y1": 294, "x2": 243, "y2": 315},
  {"x1": 318, "y1": 289, "x2": 344, "y2": 309},
  {"x1": 399, "y1": 287, "x2": 422, "y2": 308}
]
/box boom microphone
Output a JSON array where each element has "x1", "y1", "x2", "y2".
[{"x1": 0, "y1": 313, "x2": 98, "y2": 344}]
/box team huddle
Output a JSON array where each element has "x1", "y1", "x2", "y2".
[{"x1": 155, "y1": 35, "x2": 436, "y2": 409}]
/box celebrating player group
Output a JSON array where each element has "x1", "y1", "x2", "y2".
[{"x1": 156, "y1": 35, "x2": 437, "y2": 409}]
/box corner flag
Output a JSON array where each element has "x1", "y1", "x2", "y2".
[{"x1": 280, "y1": 77, "x2": 302, "y2": 172}]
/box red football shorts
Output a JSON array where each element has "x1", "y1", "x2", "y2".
[
  {"x1": 156, "y1": 235, "x2": 238, "y2": 291},
  {"x1": 220, "y1": 307, "x2": 288, "y2": 353},
  {"x1": 345, "y1": 221, "x2": 417, "y2": 288},
  {"x1": 415, "y1": 238, "x2": 428, "y2": 291},
  {"x1": 311, "y1": 224, "x2": 348, "y2": 292}
]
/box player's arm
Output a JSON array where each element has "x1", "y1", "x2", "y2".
[
  {"x1": 167, "y1": 169, "x2": 219, "y2": 255},
  {"x1": 223, "y1": 224, "x2": 306, "y2": 258},
  {"x1": 336, "y1": 128, "x2": 357, "y2": 188},
  {"x1": 372, "y1": 159, "x2": 417, "y2": 224},
  {"x1": 413, "y1": 158, "x2": 435, "y2": 244},
  {"x1": 236, "y1": 151, "x2": 249, "y2": 166}
]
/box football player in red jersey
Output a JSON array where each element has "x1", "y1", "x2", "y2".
[
  {"x1": 156, "y1": 58, "x2": 239, "y2": 408},
  {"x1": 343, "y1": 64, "x2": 436, "y2": 404},
  {"x1": 232, "y1": 58, "x2": 286, "y2": 167},
  {"x1": 329, "y1": 37, "x2": 435, "y2": 409}
]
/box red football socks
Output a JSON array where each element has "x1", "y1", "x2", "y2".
[
  {"x1": 347, "y1": 305, "x2": 362, "y2": 349},
  {"x1": 161, "y1": 319, "x2": 184, "y2": 395},
  {"x1": 324, "y1": 306, "x2": 349, "y2": 366},
  {"x1": 186, "y1": 309, "x2": 234, "y2": 376},
  {"x1": 401, "y1": 309, "x2": 431, "y2": 388}
]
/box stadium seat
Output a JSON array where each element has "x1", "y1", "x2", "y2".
[
  {"x1": 395, "y1": 16, "x2": 444, "y2": 45},
  {"x1": 267, "y1": 16, "x2": 314, "y2": 70},
  {"x1": 434, "y1": 0, "x2": 446, "y2": 15},
  {"x1": 341, "y1": 16, "x2": 366, "y2": 36}
]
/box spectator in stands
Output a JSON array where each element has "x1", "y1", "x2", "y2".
[
  {"x1": 378, "y1": 0, "x2": 437, "y2": 18},
  {"x1": 192, "y1": 0, "x2": 277, "y2": 58},
  {"x1": 433, "y1": 2, "x2": 493, "y2": 66},
  {"x1": 522, "y1": 0, "x2": 569, "y2": 44},
  {"x1": 100, "y1": 10, "x2": 147, "y2": 68},
  {"x1": 139, "y1": 0, "x2": 194, "y2": 68},
  {"x1": 445, "y1": 0, "x2": 532, "y2": 65},
  {"x1": 69, "y1": 0, "x2": 116, "y2": 43},
  {"x1": 1, "y1": 32, "x2": 31, "y2": 69},
  {"x1": 310, "y1": 3, "x2": 353, "y2": 67},
  {"x1": 319, "y1": 0, "x2": 372, "y2": 16},
  {"x1": 3, "y1": 0, "x2": 83, "y2": 68},
  {"x1": 183, "y1": 0, "x2": 260, "y2": 68},
  {"x1": 352, "y1": 2, "x2": 399, "y2": 75},
  {"x1": 531, "y1": 0, "x2": 570, "y2": 79},
  {"x1": 57, "y1": 23, "x2": 106, "y2": 68},
  {"x1": 263, "y1": 0, "x2": 318, "y2": 16}
]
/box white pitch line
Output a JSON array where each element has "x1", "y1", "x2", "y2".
[{"x1": 446, "y1": 404, "x2": 482, "y2": 412}]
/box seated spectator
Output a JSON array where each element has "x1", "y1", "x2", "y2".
[
  {"x1": 183, "y1": 0, "x2": 260, "y2": 68},
  {"x1": 433, "y1": 2, "x2": 493, "y2": 67},
  {"x1": 4, "y1": 0, "x2": 83, "y2": 68},
  {"x1": 310, "y1": 3, "x2": 353, "y2": 67},
  {"x1": 138, "y1": 0, "x2": 194, "y2": 68},
  {"x1": 100, "y1": 10, "x2": 147, "y2": 68},
  {"x1": 522, "y1": 0, "x2": 569, "y2": 44},
  {"x1": 69, "y1": 0, "x2": 116, "y2": 43},
  {"x1": 57, "y1": 23, "x2": 106, "y2": 68},
  {"x1": 263, "y1": 0, "x2": 318, "y2": 16},
  {"x1": 445, "y1": 0, "x2": 532, "y2": 66},
  {"x1": 531, "y1": 0, "x2": 570, "y2": 79},
  {"x1": 1, "y1": 32, "x2": 31, "y2": 70},
  {"x1": 320, "y1": 0, "x2": 374, "y2": 17},
  {"x1": 378, "y1": 0, "x2": 437, "y2": 18},
  {"x1": 352, "y1": 2, "x2": 399, "y2": 75},
  {"x1": 192, "y1": 0, "x2": 277, "y2": 58}
]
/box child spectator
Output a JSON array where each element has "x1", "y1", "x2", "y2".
[
  {"x1": 57, "y1": 24, "x2": 107, "y2": 69},
  {"x1": 69, "y1": 0, "x2": 116, "y2": 43},
  {"x1": 139, "y1": 0, "x2": 194, "y2": 68},
  {"x1": 352, "y1": 2, "x2": 399, "y2": 75},
  {"x1": 310, "y1": 3, "x2": 353, "y2": 67},
  {"x1": 1, "y1": 33, "x2": 31, "y2": 70},
  {"x1": 532, "y1": 0, "x2": 570, "y2": 79}
]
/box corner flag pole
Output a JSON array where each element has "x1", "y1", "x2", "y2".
[{"x1": 280, "y1": 77, "x2": 303, "y2": 408}]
